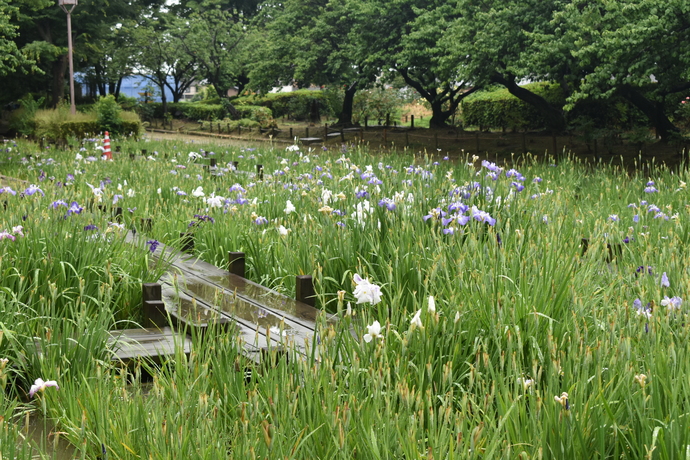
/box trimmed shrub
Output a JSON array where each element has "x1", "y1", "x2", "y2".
[
  {"x1": 461, "y1": 83, "x2": 565, "y2": 131},
  {"x1": 96, "y1": 95, "x2": 123, "y2": 134},
  {"x1": 234, "y1": 90, "x2": 333, "y2": 121}
]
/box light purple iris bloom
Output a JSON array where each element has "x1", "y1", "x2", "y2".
[
  {"x1": 661, "y1": 272, "x2": 670, "y2": 288},
  {"x1": 24, "y1": 185, "x2": 44, "y2": 196}
]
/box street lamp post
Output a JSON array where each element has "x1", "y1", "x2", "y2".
[{"x1": 58, "y1": 0, "x2": 77, "y2": 115}]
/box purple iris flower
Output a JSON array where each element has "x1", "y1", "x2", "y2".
[
  {"x1": 0, "y1": 187, "x2": 17, "y2": 196},
  {"x1": 636, "y1": 266, "x2": 653, "y2": 276},
  {"x1": 448, "y1": 202, "x2": 469, "y2": 213},
  {"x1": 355, "y1": 190, "x2": 369, "y2": 199},
  {"x1": 471, "y1": 207, "x2": 496, "y2": 226},
  {"x1": 633, "y1": 215, "x2": 639, "y2": 223},
  {"x1": 442, "y1": 227, "x2": 456, "y2": 235},
  {"x1": 112, "y1": 195, "x2": 123, "y2": 205},
  {"x1": 644, "y1": 186, "x2": 658, "y2": 193},
  {"x1": 51, "y1": 200, "x2": 68, "y2": 209},
  {"x1": 0, "y1": 231, "x2": 15, "y2": 241},
  {"x1": 24, "y1": 185, "x2": 44, "y2": 196},
  {"x1": 254, "y1": 216, "x2": 268, "y2": 225},
  {"x1": 146, "y1": 240, "x2": 160, "y2": 253},
  {"x1": 84, "y1": 224, "x2": 98, "y2": 231},
  {"x1": 511, "y1": 182, "x2": 525, "y2": 192},
  {"x1": 378, "y1": 199, "x2": 396, "y2": 211},
  {"x1": 661, "y1": 272, "x2": 670, "y2": 288},
  {"x1": 481, "y1": 160, "x2": 502, "y2": 173},
  {"x1": 486, "y1": 172, "x2": 498, "y2": 181},
  {"x1": 332, "y1": 209, "x2": 345, "y2": 216},
  {"x1": 533, "y1": 177, "x2": 542, "y2": 183},
  {"x1": 67, "y1": 202, "x2": 83, "y2": 215}
]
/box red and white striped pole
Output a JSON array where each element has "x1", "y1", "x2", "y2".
[{"x1": 103, "y1": 131, "x2": 112, "y2": 160}]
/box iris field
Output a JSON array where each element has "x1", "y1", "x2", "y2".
[{"x1": 1, "y1": 135, "x2": 690, "y2": 459}]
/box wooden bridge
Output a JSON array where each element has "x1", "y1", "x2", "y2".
[{"x1": 108, "y1": 232, "x2": 331, "y2": 367}]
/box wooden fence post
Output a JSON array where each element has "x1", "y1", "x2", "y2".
[
  {"x1": 141, "y1": 218, "x2": 152, "y2": 233},
  {"x1": 228, "y1": 252, "x2": 246, "y2": 278},
  {"x1": 256, "y1": 164, "x2": 264, "y2": 180},
  {"x1": 410, "y1": 114, "x2": 414, "y2": 129},
  {"x1": 295, "y1": 275, "x2": 316, "y2": 307},
  {"x1": 180, "y1": 232, "x2": 194, "y2": 253},
  {"x1": 142, "y1": 283, "x2": 167, "y2": 328}
]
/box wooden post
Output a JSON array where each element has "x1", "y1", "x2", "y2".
[
  {"x1": 256, "y1": 164, "x2": 264, "y2": 180},
  {"x1": 238, "y1": 126, "x2": 241, "y2": 136},
  {"x1": 141, "y1": 149, "x2": 147, "y2": 156},
  {"x1": 607, "y1": 243, "x2": 622, "y2": 263},
  {"x1": 410, "y1": 114, "x2": 414, "y2": 129},
  {"x1": 324, "y1": 124, "x2": 328, "y2": 138},
  {"x1": 142, "y1": 283, "x2": 167, "y2": 328},
  {"x1": 404, "y1": 115, "x2": 408, "y2": 123},
  {"x1": 113, "y1": 207, "x2": 123, "y2": 223},
  {"x1": 210, "y1": 158, "x2": 217, "y2": 168},
  {"x1": 295, "y1": 275, "x2": 315, "y2": 307},
  {"x1": 180, "y1": 232, "x2": 194, "y2": 253},
  {"x1": 580, "y1": 238, "x2": 589, "y2": 257},
  {"x1": 228, "y1": 252, "x2": 246, "y2": 278},
  {"x1": 340, "y1": 127, "x2": 345, "y2": 142},
  {"x1": 364, "y1": 117, "x2": 368, "y2": 130},
  {"x1": 385, "y1": 113, "x2": 390, "y2": 126},
  {"x1": 232, "y1": 160, "x2": 239, "y2": 170},
  {"x1": 115, "y1": 145, "x2": 121, "y2": 153},
  {"x1": 141, "y1": 218, "x2": 152, "y2": 233},
  {"x1": 305, "y1": 127, "x2": 309, "y2": 138},
  {"x1": 289, "y1": 128, "x2": 293, "y2": 140},
  {"x1": 475, "y1": 132, "x2": 480, "y2": 155},
  {"x1": 383, "y1": 128, "x2": 387, "y2": 144}
]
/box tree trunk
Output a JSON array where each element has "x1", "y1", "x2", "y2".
[
  {"x1": 429, "y1": 100, "x2": 452, "y2": 128},
  {"x1": 492, "y1": 73, "x2": 566, "y2": 133},
  {"x1": 619, "y1": 85, "x2": 679, "y2": 141},
  {"x1": 108, "y1": 81, "x2": 116, "y2": 96},
  {"x1": 336, "y1": 82, "x2": 358, "y2": 127},
  {"x1": 114, "y1": 77, "x2": 123, "y2": 99},
  {"x1": 51, "y1": 55, "x2": 68, "y2": 107},
  {"x1": 158, "y1": 83, "x2": 168, "y2": 114}
]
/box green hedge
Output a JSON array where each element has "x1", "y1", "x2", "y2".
[
  {"x1": 200, "y1": 118, "x2": 260, "y2": 131},
  {"x1": 234, "y1": 90, "x2": 333, "y2": 120},
  {"x1": 148, "y1": 102, "x2": 225, "y2": 120},
  {"x1": 461, "y1": 83, "x2": 648, "y2": 131},
  {"x1": 461, "y1": 83, "x2": 565, "y2": 131},
  {"x1": 60, "y1": 120, "x2": 142, "y2": 138}
]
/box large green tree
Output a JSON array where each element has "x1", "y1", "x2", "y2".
[
  {"x1": 250, "y1": 0, "x2": 377, "y2": 126},
  {"x1": 348, "y1": 0, "x2": 477, "y2": 128},
  {"x1": 171, "y1": 0, "x2": 255, "y2": 113},
  {"x1": 131, "y1": 18, "x2": 199, "y2": 112},
  {"x1": 547, "y1": 0, "x2": 690, "y2": 140},
  {"x1": 10, "y1": 0, "x2": 163, "y2": 106},
  {"x1": 443, "y1": 0, "x2": 568, "y2": 132},
  {"x1": 0, "y1": 0, "x2": 34, "y2": 77}
]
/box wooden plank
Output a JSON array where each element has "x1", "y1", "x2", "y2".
[{"x1": 107, "y1": 327, "x2": 192, "y2": 363}]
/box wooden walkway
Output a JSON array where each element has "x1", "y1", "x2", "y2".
[{"x1": 109, "y1": 232, "x2": 330, "y2": 366}]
